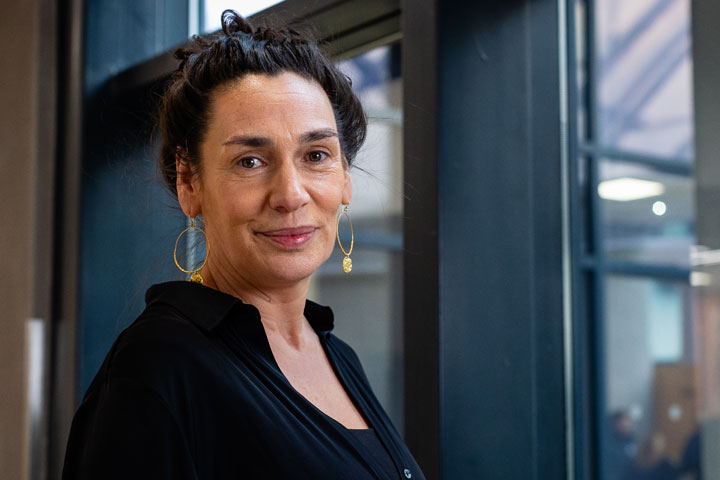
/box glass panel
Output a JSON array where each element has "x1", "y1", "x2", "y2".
[
  {"x1": 693, "y1": 13, "x2": 720, "y2": 475},
  {"x1": 85, "y1": 0, "x2": 189, "y2": 94},
  {"x1": 310, "y1": 44, "x2": 404, "y2": 430},
  {"x1": 599, "y1": 159, "x2": 694, "y2": 267},
  {"x1": 601, "y1": 275, "x2": 698, "y2": 480},
  {"x1": 80, "y1": 0, "x2": 192, "y2": 393},
  {"x1": 201, "y1": 0, "x2": 285, "y2": 33},
  {"x1": 575, "y1": 0, "x2": 588, "y2": 142},
  {"x1": 595, "y1": 0, "x2": 694, "y2": 161},
  {"x1": 577, "y1": 156, "x2": 594, "y2": 257},
  {"x1": 692, "y1": 264, "x2": 720, "y2": 480}
]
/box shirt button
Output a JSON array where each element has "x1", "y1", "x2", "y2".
[{"x1": 404, "y1": 468, "x2": 412, "y2": 478}]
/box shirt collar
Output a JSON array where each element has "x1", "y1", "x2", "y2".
[{"x1": 145, "y1": 281, "x2": 335, "y2": 334}]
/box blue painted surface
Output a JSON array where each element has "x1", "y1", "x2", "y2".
[
  {"x1": 435, "y1": 2, "x2": 565, "y2": 478},
  {"x1": 78, "y1": 0, "x2": 188, "y2": 400}
]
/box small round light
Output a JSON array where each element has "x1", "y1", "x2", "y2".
[{"x1": 652, "y1": 201, "x2": 667, "y2": 216}]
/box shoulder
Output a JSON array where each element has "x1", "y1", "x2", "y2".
[
  {"x1": 118, "y1": 301, "x2": 207, "y2": 351},
  {"x1": 87, "y1": 302, "x2": 223, "y2": 404},
  {"x1": 85, "y1": 282, "x2": 251, "y2": 401},
  {"x1": 105, "y1": 280, "x2": 244, "y2": 380},
  {"x1": 119, "y1": 301, "x2": 207, "y2": 355}
]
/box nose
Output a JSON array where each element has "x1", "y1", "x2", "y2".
[{"x1": 267, "y1": 162, "x2": 310, "y2": 213}]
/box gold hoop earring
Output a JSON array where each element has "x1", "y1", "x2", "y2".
[
  {"x1": 336, "y1": 204, "x2": 354, "y2": 273},
  {"x1": 173, "y1": 217, "x2": 209, "y2": 284}
]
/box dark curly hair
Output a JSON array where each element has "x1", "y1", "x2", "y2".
[{"x1": 157, "y1": 10, "x2": 367, "y2": 197}]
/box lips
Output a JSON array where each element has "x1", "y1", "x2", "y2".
[{"x1": 258, "y1": 226, "x2": 316, "y2": 248}]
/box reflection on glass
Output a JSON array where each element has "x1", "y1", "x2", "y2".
[
  {"x1": 310, "y1": 44, "x2": 404, "y2": 430},
  {"x1": 601, "y1": 275, "x2": 699, "y2": 480},
  {"x1": 652, "y1": 201, "x2": 667, "y2": 217},
  {"x1": 599, "y1": 159, "x2": 694, "y2": 267},
  {"x1": 575, "y1": 0, "x2": 588, "y2": 142},
  {"x1": 595, "y1": 0, "x2": 694, "y2": 161}
]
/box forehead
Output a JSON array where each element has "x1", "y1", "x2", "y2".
[{"x1": 205, "y1": 72, "x2": 337, "y2": 139}]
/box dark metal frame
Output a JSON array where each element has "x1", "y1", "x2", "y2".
[
  {"x1": 27, "y1": 0, "x2": 61, "y2": 477},
  {"x1": 566, "y1": 0, "x2": 694, "y2": 478},
  {"x1": 401, "y1": 0, "x2": 440, "y2": 475},
  {"x1": 565, "y1": 3, "x2": 596, "y2": 478},
  {"x1": 49, "y1": 0, "x2": 86, "y2": 477},
  {"x1": 404, "y1": 1, "x2": 567, "y2": 478}
]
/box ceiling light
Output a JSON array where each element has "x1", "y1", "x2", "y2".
[
  {"x1": 598, "y1": 177, "x2": 665, "y2": 202},
  {"x1": 652, "y1": 201, "x2": 667, "y2": 216},
  {"x1": 691, "y1": 248, "x2": 720, "y2": 267},
  {"x1": 691, "y1": 272, "x2": 713, "y2": 287}
]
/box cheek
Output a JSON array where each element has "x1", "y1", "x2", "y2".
[
  {"x1": 309, "y1": 191, "x2": 340, "y2": 247},
  {"x1": 317, "y1": 194, "x2": 343, "y2": 237},
  {"x1": 204, "y1": 180, "x2": 258, "y2": 223},
  {"x1": 310, "y1": 174, "x2": 346, "y2": 208},
  {"x1": 319, "y1": 220, "x2": 338, "y2": 260}
]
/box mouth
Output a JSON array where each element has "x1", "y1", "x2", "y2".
[{"x1": 258, "y1": 226, "x2": 317, "y2": 248}]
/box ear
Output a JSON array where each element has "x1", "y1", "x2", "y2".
[
  {"x1": 341, "y1": 158, "x2": 352, "y2": 205},
  {"x1": 176, "y1": 152, "x2": 202, "y2": 218}
]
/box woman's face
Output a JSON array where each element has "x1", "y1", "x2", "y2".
[{"x1": 177, "y1": 71, "x2": 352, "y2": 289}]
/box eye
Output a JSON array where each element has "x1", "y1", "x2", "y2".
[
  {"x1": 239, "y1": 157, "x2": 262, "y2": 168},
  {"x1": 307, "y1": 151, "x2": 328, "y2": 163}
]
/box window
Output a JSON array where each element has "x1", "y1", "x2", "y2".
[
  {"x1": 310, "y1": 42, "x2": 404, "y2": 429},
  {"x1": 571, "y1": 1, "x2": 708, "y2": 478}
]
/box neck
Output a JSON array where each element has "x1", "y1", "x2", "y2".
[{"x1": 202, "y1": 266, "x2": 313, "y2": 349}]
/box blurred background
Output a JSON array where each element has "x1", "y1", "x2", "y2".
[{"x1": 2, "y1": 0, "x2": 720, "y2": 479}]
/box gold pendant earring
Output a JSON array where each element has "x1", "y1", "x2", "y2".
[
  {"x1": 336, "y1": 204, "x2": 354, "y2": 273},
  {"x1": 173, "y1": 217, "x2": 209, "y2": 284}
]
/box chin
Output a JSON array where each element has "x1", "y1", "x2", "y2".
[{"x1": 265, "y1": 256, "x2": 325, "y2": 285}]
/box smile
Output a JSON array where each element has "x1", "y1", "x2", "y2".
[{"x1": 258, "y1": 226, "x2": 316, "y2": 248}]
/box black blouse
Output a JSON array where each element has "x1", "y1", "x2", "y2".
[
  {"x1": 62, "y1": 281, "x2": 424, "y2": 480},
  {"x1": 350, "y1": 429, "x2": 398, "y2": 478}
]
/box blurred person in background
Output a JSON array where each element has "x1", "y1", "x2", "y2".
[{"x1": 607, "y1": 410, "x2": 638, "y2": 480}]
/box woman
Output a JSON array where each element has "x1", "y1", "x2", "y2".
[{"x1": 62, "y1": 10, "x2": 424, "y2": 480}]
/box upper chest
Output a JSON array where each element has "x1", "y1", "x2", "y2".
[{"x1": 264, "y1": 329, "x2": 362, "y2": 420}]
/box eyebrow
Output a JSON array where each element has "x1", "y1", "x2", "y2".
[
  {"x1": 222, "y1": 129, "x2": 338, "y2": 147},
  {"x1": 222, "y1": 136, "x2": 273, "y2": 147},
  {"x1": 299, "y1": 128, "x2": 338, "y2": 144}
]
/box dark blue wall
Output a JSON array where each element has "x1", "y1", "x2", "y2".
[
  {"x1": 78, "y1": 0, "x2": 189, "y2": 399},
  {"x1": 403, "y1": 1, "x2": 566, "y2": 478},
  {"x1": 438, "y1": 2, "x2": 565, "y2": 478}
]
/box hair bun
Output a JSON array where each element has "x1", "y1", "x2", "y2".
[{"x1": 222, "y1": 9, "x2": 253, "y2": 35}]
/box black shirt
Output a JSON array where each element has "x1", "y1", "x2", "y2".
[
  {"x1": 350, "y1": 429, "x2": 398, "y2": 478},
  {"x1": 62, "y1": 281, "x2": 424, "y2": 480}
]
